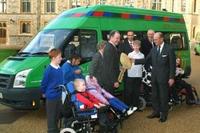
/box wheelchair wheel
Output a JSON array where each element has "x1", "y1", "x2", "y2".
[
  {"x1": 60, "y1": 128, "x2": 76, "y2": 133},
  {"x1": 138, "y1": 96, "x2": 146, "y2": 110},
  {"x1": 168, "y1": 99, "x2": 174, "y2": 111}
]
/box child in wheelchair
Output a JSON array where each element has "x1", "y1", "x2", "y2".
[
  {"x1": 85, "y1": 75, "x2": 137, "y2": 116},
  {"x1": 170, "y1": 57, "x2": 198, "y2": 105},
  {"x1": 61, "y1": 79, "x2": 119, "y2": 133}
]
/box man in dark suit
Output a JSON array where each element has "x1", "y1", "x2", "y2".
[
  {"x1": 119, "y1": 30, "x2": 135, "y2": 55},
  {"x1": 102, "y1": 30, "x2": 121, "y2": 95},
  {"x1": 118, "y1": 31, "x2": 135, "y2": 103},
  {"x1": 141, "y1": 29, "x2": 155, "y2": 57},
  {"x1": 135, "y1": 32, "x2": 176, "y2": 122},
  {"x1": 89, "y1": 40, "x2": 106, "y2": 86}
]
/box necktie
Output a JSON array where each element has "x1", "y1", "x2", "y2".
[
  {"x1": 157, "y1": 46, "x2": 160, "y2": 55},
  {"x1": 156, "y1": 46, "x2": 160, "y2": 61}
]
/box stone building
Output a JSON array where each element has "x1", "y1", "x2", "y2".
[{"x1": 0, "y1": 0, "x2": 199, "y2": 46}]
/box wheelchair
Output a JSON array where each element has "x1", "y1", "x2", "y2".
[
  {"x1": 139, "y1": 71, "x2": 200, "y2": 111},
  {"x1": 59, "y1": 82, "x2": 120, "y2": 133},
  {"x1": 169, "y1": 82, "x2": 200, "y2": 106},
  {"x1": 57, "y1": 84, "x2": 98, "y2": 133}
]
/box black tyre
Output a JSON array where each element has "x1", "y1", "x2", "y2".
[{"x1": 138, "y1": 96, "x2": 146, "y2": 110}]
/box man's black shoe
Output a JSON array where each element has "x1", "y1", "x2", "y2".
[
  {"x1": 147, "y1": 112, "x2": 160, "y2": 119},
  {"x1": 159, "y1": 115, "x2": 167, "y2": 123}
]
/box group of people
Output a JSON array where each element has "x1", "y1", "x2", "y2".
[
  {"x1": 93, "y1": 30, "x2": 176, "y2": 123},
  {"x1": 40, "y1": 31, "x2": 137, "y2": 133},
  {"x1": 41, "y1": 29, "x2": 195, "y2": 133}
]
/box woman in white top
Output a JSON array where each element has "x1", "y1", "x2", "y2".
[{"x1": 124, "y1": 40, "x2": 144, "y2": 109}]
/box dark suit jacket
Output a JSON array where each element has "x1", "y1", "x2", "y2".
[
  {"x1": 118, "y1": 38, "x2": 133, "y2": 55},
  {"x1": 102, "y1": 42, "x2": 120, "y2": 85},
  {"x1": 136, "y1": 43, "x2": 176, "y2": 83},
  {"x1": 141, "y1": 38, "x2": 155, "y2": 57},
  {"x1": 89, "y1": 52, "x2": 104, "y2": 85}
]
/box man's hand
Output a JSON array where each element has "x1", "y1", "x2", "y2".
[
  {"x1": 168, "y1": 79, "x2": 175, "y2": 87},
  {"x1": 131, "y1": 58, "x2": 135, "y2": 63},
  {"x1": 42, "y1": 94, "x2": 46, "y2": 98},
  {"x1": 114, "y1": 82, "x2": 119, "y2": 88},
  {"x1": 74, "y1": 69, "x2": 81, "y2": 74}
]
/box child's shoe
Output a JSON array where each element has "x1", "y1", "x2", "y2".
[{"x1": 126, "y1": 107, "x2": 137, "y2": 116}]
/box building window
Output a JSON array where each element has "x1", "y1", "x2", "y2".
[
  {"x1": 124, "y1": 0, "x2": 134, "y2": 6},
  {"x1": 0, "y1": 22, "x2": 6, "y2": 44},
  {"x1": 21, "y1": 0, "x2": 31, "y2": 12},
  {"x1": 99, "y1": 0, "x2": 106, "y2": 4},
  {"x1": 194, "y1": 0, "x2": 197, "y2": 13},
  {"x1": 71, "y1": 0, "x2": 81, "y2": 8},
  {"x1": 46, "y1": 0, "x2": 55, "y2": 13},
  {"x1": 20, "y1": 21, "x2": 31, "y2": 34},
  {"x1": 0, "y1": 0, "x2": 6, "y2": 13},
  {"x1": 181, "y1": 0, "x2": 186, "y2": 12},
  {"x1": 152, "y1": 0, "x2": 161, "y2": 10}
]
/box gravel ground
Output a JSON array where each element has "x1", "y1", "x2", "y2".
[{"x1": 0, "y1": 53, "x2": 200, "y2": 133}]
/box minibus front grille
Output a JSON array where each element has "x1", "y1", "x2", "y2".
[{"x1": 0, "y1": 74, "x2": 14, "y2": 89}]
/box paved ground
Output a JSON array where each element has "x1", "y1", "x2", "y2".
[{"x1": 0, "y1": 53, "x2": 200, "y2": 133}]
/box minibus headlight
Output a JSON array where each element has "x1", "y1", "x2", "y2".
[{"x1": 13, "y1": 69, "x2": 32, "y2": 88}]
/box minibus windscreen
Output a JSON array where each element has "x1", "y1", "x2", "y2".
[{"x1": 22, "y1": 29, "x2": 72, "y2": 54}]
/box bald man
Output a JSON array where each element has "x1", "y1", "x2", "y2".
[
  {"x1": 102, "y1": 30, "x2": 121, "y2": 95},
  {"x1": 141, "y1": 29, "x2": 155, "y2": 57}
]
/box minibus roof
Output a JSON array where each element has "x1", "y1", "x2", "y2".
[{"x1": 44, "y1": 5, "x2": 186, "y2": 32}]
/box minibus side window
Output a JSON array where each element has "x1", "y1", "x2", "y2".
[
  {"x1": 63, "y1": 30, "x2": 97, "y2": 62},
  {"x1": 79, "y1": 30, "x2": 97, "y2": 61},
  {"x1": 164, "y1": 33, "x2": 186, "y2": 50},
  {"x1": 102, "y1": 31, "x2": 110, "y2": 41},
  {"x1": 63, "y1": 34, "x2": 80, "y2": 60}
]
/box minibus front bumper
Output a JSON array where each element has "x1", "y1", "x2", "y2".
[{"x1": 0, "y1": 87, "x2": 41, "y2": 109}]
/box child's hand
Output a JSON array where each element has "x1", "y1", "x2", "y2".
[
  {"x1": 94, "y1": 104, "x2": 100, "y2": 108},
  {"x1": 99, "y1": 103, "x2": 106, "y2": 107},
  {"x1": 74, "y1": 69, "x2": 81, "y2": 74},
  {"x1": 89, "y1": 75, "x2": 93, "y2": 79}
]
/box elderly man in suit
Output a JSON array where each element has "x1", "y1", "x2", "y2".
[
  {"x1": 135, "y1": 32, "x2": 176, "y2": 122},
  {"x1": 141, "y1": 29, "x2": 155, "y2": 57},
  {"x1": 102, "y1": 30, "x2": 121, "y2": 95}
]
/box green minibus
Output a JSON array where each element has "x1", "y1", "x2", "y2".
[
  {"x1": 0, "y1": 5, "x2": 191, "y2": 109},
  {"x1": 0, "y1": 46, "x2": 22, "y2": 62}
]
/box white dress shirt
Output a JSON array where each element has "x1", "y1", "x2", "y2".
[
  {"x1": 159, "y1": 42, "x2": 164, "y2": 54},
  {"x1": 127, "y1": 51, "x2": 144, "y2": 78}
]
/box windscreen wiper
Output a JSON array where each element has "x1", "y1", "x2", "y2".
[
  {"x1": 31, "y1": 52, "x2": 48, "y2": 55},
  {"x1": 18, "y1": 52, "x2": 31, "y2": 55}
]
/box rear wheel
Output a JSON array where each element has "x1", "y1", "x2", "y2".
[{"x1": 138, "y1": 96, "x2": 146, "y2": 110}]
